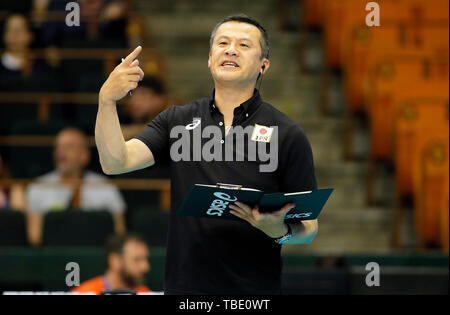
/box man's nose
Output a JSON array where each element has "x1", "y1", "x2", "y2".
[{"x1": 225, "y1": 44, "x2": 238, "y2": 56}]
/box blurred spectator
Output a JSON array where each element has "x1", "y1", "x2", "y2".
[
  {"x1": 30, "y1": 0, "x2": 51, "y2": 25},
  {"x1": 43, "y1": 0, "x2": 129, "y2": 48},
  {"x1": 126, "y1": 13, "x2": 152, "y2": 50},
  {"x1": 26, "y1": 127, "x2": 126, "y2": 246},
  {"x1": 277, "y1": 0, "x2": 299, "y2": 31},
  {"x1": 0, "y1": 153, "x2": 26, "y2": 211},
  {"x1": 29, "y1": 0, "x2": 52, "y2": 48},
  {"x1": 71, "y1": 233, "x2": 151, "y2": 294},
  {"x1": 0, "y1": 0, "x2": 34, "y2": 14},
  {"x1": 0, "y1": 12, "x2": 59, "y2": 91},
  {"x1": 120, "y1": 76, "x2": 168, "y2": 140}
]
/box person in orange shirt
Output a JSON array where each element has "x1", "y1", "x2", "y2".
[{"x1": 72, "y1": 233, "x2": 151, "y2": 295}]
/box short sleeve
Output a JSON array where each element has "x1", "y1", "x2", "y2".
[
  {"x1": 26, "y1": 184, "x2": 44, "y2": 213},
  {"x1": 26, "y1": 183, "x2": 70, "y2": 213},
  {"x1": 278, "y1": 125, "x2": 317, "y2": 193},
  {"x1": 133, "y1": 106, "x2": 173, "y2": 165}
]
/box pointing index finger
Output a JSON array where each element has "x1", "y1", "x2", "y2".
[{"x1": 123, "y1": 46, "x2": 142, "y2": 65}]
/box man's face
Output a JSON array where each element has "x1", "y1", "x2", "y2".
[
  {"x1": 119, "y1": 240, "x2": 151, "y2": 287},
  {"x1": 208, "y1": 21, "x2": 268, "y2": 87},
  {"x1": 3, "y1": 15, "x2": 32, "y2": 52},
  {"x1": 54, "y1": 131, "x2": 90, "y2": 176},
  {"x1": 127, "y1": 86, "x2": 166, "y2": 123},
  {"x1": 80, "y1": 0, "x2": 104, "y2": 17}
]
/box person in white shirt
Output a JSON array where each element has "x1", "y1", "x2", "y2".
[{"x1": 26, "y1": 127, "x2": 126, "y2": 246}]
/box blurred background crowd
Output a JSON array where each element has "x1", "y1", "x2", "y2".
[{"x1": 0, "y1": 0, "x2": 448, "y2": 294}]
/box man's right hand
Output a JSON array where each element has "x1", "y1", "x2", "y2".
[{"x1": 99, "y1": 46, "x2": 145, "y2": 103}]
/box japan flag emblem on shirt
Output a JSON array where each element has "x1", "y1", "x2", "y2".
[{"x1": 251, "y1": 124, "x2": 274, "y2": 143}]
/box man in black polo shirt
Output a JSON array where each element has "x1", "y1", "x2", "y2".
[{"x1": 95, "y1": 14, "x2": 318, "y2": 295}]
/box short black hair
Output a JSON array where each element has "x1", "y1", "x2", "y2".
[
  {"x1": 210, "y1": 14, "x2": 270, "y2": 59},
  {"x1": 104, "y1": 233, "x2": 148, "y2": 268},
  {"x1": 139, "y1": 76, "x2": 166, "y2": 95}
]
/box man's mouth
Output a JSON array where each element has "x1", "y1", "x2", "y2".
[{"x1": 220, "y1": 60, "x2": 240, "y2": 68}]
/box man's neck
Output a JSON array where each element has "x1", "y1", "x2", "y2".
[
  {"x1": 104, "y1": 270, "x2": 129, "y2": 290},
  {"x1": 59, "y1": 170, "x2": 84, "y2": 185},
  {"x1": 214, "y1": 83, "x2": 255, "y2": 126}
]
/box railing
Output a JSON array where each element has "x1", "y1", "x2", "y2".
[
  {"x1": 0, "y1": 92, "x2": 100, "y2": 121},
  {"x1": 0, "y1": 90, "x2": 183, "y2": 122},
  {"x1": 0, "y1": 178, "x2": 171, "y2": 210},
  {"x1": 0, "y1": 47, "x2": 166, "y2": 81}
]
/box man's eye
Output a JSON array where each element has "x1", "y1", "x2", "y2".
[
  {"x1": 219, "y1": 42, "x2": 227, "y2": 45},
  {"x1": 240, "y1": 44, "x2": 249, "y2": 47}
]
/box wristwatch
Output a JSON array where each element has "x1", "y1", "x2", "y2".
[{"x1": 273, "y1": 223, "x2": 292, "y2": 244}]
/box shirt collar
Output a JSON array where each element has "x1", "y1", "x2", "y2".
[{"x1": 209, "y1": 88, "x2": 262, "y2": 116}]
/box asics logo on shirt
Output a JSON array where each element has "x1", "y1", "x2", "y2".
[{"x1": 185, "y1": 118, "x2": 201, "y2": 130}]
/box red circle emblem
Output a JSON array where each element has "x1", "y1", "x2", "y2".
[{"x1": 259, "y1": 128, "x2": 267, "y2": 135}]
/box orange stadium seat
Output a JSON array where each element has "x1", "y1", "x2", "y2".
[
  {"x1": 394, "y1": 99, "x2": 449, "y2": 197},
  {"x1": 391, "y1": 102, "x2": 448, "y2": 248},
  {"x1": 323, "y1": 0, "x2": 449, "y2": 69},
  {"x1": 303, "y1": 0, "x2": 326, "y2": 28},
  {"x1": 365, "y1": 57, "x2": 448, "y2": 206},
  {"x1": 413, "y1": 138, "x2": 449, "y2": 249},
  {"x1": 440, "y1": 191, "x2": 449, "y2": 252},
  {"x1": 366, "y1": 57, "x2": 449, "y2": 161},
  {"x1": 343, "y1": 22, "x2": 449, "y2": 112}
]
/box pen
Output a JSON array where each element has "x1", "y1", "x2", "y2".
[{"x1": 122, "y1": 58, "x2": 132, "y2": 96}]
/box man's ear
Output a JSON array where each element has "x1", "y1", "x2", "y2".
[
  {"x1": 208, "y1": 52, "x2": 211, "y2": 68},
  {"x1": 261, "y1": 59, "x2": 270, "y2": 74}
]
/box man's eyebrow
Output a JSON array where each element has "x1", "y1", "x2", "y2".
[
  {"x1": 216, "y1": 35, "x2": 253, "y2": 42},
  {"x1": 215, "y1": 35, "x2": 229, "y2": 41}
]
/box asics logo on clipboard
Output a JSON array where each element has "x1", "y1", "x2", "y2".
[
  {"x1": 285, "y1": 212, "x2": 312, "y2": 219},
  {"x1": 206, "y1": 192, "x2": 237, "y2": 217}
]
